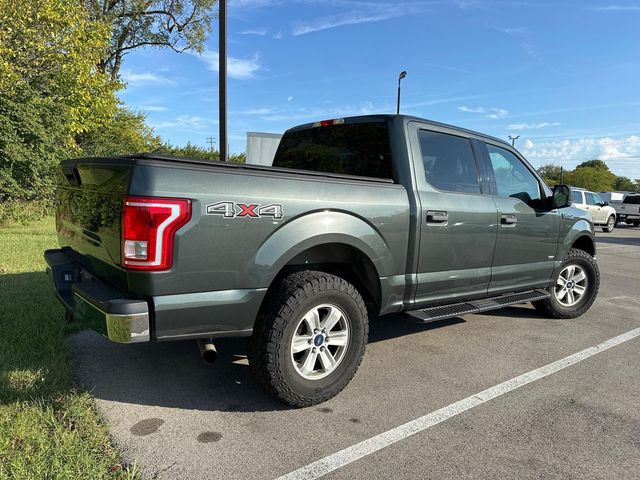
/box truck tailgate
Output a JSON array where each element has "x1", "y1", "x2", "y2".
[{"x1": 55, "y1": 158, "x2": 131, "y2": 288}]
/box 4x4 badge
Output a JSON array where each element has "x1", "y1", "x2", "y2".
[{"x1": 206, "y1": 201, "x2": 284, "y2": 219}]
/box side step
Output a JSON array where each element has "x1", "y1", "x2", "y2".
[{"x1": 405, "y1": 289, "x2": 550, "y2": 324}]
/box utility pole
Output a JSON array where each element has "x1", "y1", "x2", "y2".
[
  {"x1": 206, "y1": 136, "x2": 216, "y2": 153},
  {"x1": 397, "y1": 71, "x2": 407, "y2": 115},
  {"x1": 508, "y1": 135, "x2": 520, "y2": 147},
  {"x1": 219, "y1": 0, "x2": 227, "y2": 162}
]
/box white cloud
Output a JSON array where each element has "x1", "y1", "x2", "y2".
[
  {"x1": 292, "y1": 3, "x2": 429, "y2": 36},
  {"x1": 493, "y1": 25, "x2": 539, "y2": 59},
  {"x1": 239, "y1": 28, "x2": 269, "y2": 36},
  {"x1": 591, "y1": 5, "x2": 640, "y2": 11},
  {"x1": 229, "y1": 0, "x2": 280, "y2": 7},
  {"x1": 274, "y1": 28, "x2": 286, "y2": 39},
  {"x1": 287, "y1": 96, "x2": 294, "y2": 102},
  {"x1": 134, "y1": 105, "x2": 169, "y2": 112},
  {"x1": 508, "y1": 122, "x2": 561, "y2": 130},
  {"x1": 458, "y1": 106, "x2": 508, "y2": 119},
  {"x1": 121, "y1": 70, "x2": 175, "y2": 85},
  {"x1": 521, "y1": 136, "x2": 640, "y2": 177},
  {"x1": 152, "y1": 115, "x2": 216, "y2": 130},
  {"x1": 256, "y1": 102, "x2": 378, "y2": 122},
  {"x1": 197, "y1": 50, "x2": 262, "y2": 80}
]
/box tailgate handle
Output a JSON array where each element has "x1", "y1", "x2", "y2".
[
  {"x1": 426, "y1": 211, "x2": 448, "y2": 224},
  {"x1": 61, "y1": 164, "x2": 81, "y2": 186}
]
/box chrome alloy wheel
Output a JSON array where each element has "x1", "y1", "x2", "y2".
[
  {"x1": 290, "y1": 304, "x2": 350, "y2": 380},
  {"x1": 554, "y1": 265, "x2": 588, "y2": 307}
]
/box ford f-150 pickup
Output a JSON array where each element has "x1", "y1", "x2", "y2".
[{"x1": 45, "y1": 115, "x2": 599, "y2": 406}]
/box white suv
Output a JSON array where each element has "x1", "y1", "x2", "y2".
[{"x1": 571, "y1": 187, "x2": 617, "y2": 232}]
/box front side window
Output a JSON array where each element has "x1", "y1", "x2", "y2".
[
  {"x1": 585, "y1": 192, "x2": 597, "y2": 205},
  {"x1": 593, "y1": 193, "x2": 604, "y2": 205},
  {"x1": 486, "y1": 144, "x2": 541, "y2": 205},
  {"x1": 571, "y1": 190, "x2": 583, "y2": 204},
  {"x1": 419, "y1": 130, "x2": 480, "y2": 194}
]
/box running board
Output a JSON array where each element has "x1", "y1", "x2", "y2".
[{"x1": 405, "y1": 289, "x2": 550, "y2": 324}]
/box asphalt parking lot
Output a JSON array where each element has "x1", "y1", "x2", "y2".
[{"x1": 69, "y1": 225, "x2": 640, "y2": 480}]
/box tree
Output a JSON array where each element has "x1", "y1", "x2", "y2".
[
  {"x1": 85, "y1": 0, "x2": 217, "y2": 80},
  {"x1": 77, "y1": 107, "x2": 163, "y2": 157},
  {"x1": 614, "y1": 176, "x2": 639, "y2": 193},
  {"x1": 576, "y1": 159, "x2": 609, "y2": 170},
  {"x1": 0, "y1": 0, "x2": 117, "y2": 139},
  {"x1": 564, "y1": 165, "x2": 615, "y2": 192},
  {"x1": 0, "y1": 84, "x2": 70, "y2": 201},
  {"x1": 537, "y1": 164, "x2": 564, "y2": 186}
]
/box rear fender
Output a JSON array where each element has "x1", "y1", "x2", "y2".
[{"x1": 248, "y1": 210, "x2": 393, "y2": 287}]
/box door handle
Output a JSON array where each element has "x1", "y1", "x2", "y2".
[
  {"x1": 426, "y1": 211, "x2": 448, "y2": 224},
  {"x1": 501, "y1": 214, "x2": 517, "y2": 226}
]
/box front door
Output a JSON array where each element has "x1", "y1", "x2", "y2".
[
  {"x1": 410, "y1": 126, "x2": 498, "y2": 306},
  {"x1": 585, "y1": 192, "x2": 605, "y2": 223},
  {"x1": 481, "y1": 142, "x2": 560, "y2": 294}
]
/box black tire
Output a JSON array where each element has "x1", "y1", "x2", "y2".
[
  {"x1": 633, "y1": 221, "x2": 640, "y2": 227},
  {"x1": 602, "y1": 215, "x2": 615, "y2": 233},
  {"x1": 532, "y1": 248, "x2": 599, "y2": 319},
  {"x1": 248, "y1": 271, "x2": 369, "y2": 407}
]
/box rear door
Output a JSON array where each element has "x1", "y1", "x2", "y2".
[
  {"x1": 409, "y1": 123, "x2": 498, "y2": 306},
  {"x1": 480, "y1": 142, "x2": 560, "y2": 294}
]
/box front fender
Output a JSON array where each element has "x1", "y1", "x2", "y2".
[
  {"x1": 562, "y1": 219, "x2": 594, "y2": 254},
  {"x1": 247, "y1": 210, "x2": 395, "y2": 287}
]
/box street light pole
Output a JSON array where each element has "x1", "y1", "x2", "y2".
[
  {"x1": 219, "y1": 0, "x2": 227, "y2": 162},
  {"x1": 397, "y1": 71, "x2": 407, "y2": 115},
  {"x1": 508, "y1": 135, "x2": 520, "y2": 147}
]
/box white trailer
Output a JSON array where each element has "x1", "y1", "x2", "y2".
[{"x1": 245, "y1": 132, "x2": 283, "y2": 166}]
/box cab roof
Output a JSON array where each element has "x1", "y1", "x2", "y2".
[{"x1": 286, "y1": 114, "x2": 512, "y2": 149}]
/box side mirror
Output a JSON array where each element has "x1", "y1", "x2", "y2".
[{"x1": 552, "y1": 184, "x2": 571, "y2": 209}]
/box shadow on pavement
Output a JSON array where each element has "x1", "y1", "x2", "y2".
[
  {"x1": 68, "y1": 313, "x2": 465, "y2": 413},
  {"x1": 596, "y1": 235, "x2": 640, "y2": 247}
]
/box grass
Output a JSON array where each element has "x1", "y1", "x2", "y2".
[{"x1": 0, "y1": 218, "x2": 137, "y2": 479}]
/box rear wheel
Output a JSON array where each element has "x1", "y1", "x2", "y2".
[
  {"x1": 533, "y1": 248, "x2": 599, "y2": 319},
  {"x1": 248, "y1": 271, "x2": 368, "y2": 407},
  {"x1": 602, "y1": 215, "x2": 615, "y2": 232}
]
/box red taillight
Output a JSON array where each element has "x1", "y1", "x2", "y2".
[
  {"x1": 121, "y1": 196, "x2": 191, "y2": 271},
  {"x1": 312, "y1": 118, "x2": 345, "y2": 128}
]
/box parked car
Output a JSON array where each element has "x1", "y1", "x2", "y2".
[
  {"x1": 45, "y1": 115, "x2": 599, "y2": 407},
  {"x1": 600, "y1": 192, "x2": 640, "y2": 226},
  {"x1": 570, "y1": 187, "x2": 617, "y2": 232}
]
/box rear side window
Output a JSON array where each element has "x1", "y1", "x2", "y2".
[
  {"x1": 419, "y1": 130, "x2": 480, "y2": 194},
  {"x1": 624, "y1": 195, "x2": 640, "y2": 204},
  {"x1": 571, "y1": 190, "x2": 583, "y2": 204},
  {"x1": 272, "y1": 122, "x2": 393, "y2": 179}
]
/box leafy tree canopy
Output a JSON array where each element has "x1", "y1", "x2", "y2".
[
  {"x1": 86, "y1": 0, "x2": 217, "y2": 79},
  {"x1": 0, "y1": 0, "x2": 117, "y2": 139}
]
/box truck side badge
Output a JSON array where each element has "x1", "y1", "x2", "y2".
[{"x1": 206, "y1": 201, "x2": 284, "y2": 219}]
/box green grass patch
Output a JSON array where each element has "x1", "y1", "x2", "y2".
[{"x1": 0, "y1": 218, "x2": 137, "y2": 479}]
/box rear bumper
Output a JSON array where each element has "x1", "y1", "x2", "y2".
[{"x1": 44, "y1": 249, "x2": 150, "y2": 343}]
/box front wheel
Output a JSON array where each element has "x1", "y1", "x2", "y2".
[
  {"x1": 533, "y1": 248, "x2": 599, "y2": 319},
  {"x1": 602, "y1": 215, "x2": 615, "y2": 233},
  {"x1": 248, "y1": 271, "x2": 369, "y2": 407}
]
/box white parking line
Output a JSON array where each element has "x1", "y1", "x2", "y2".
[{"x1": 277, "y1": 327, "x2": 640, "y2": 480}]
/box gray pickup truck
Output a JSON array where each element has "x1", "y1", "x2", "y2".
[{"x1": 45, "y1": 115, "x2": 599, "y2": 406}]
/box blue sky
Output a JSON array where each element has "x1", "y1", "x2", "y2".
[{"x1": 119, "y1": 0, "x2": 640, "y2": 178}]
